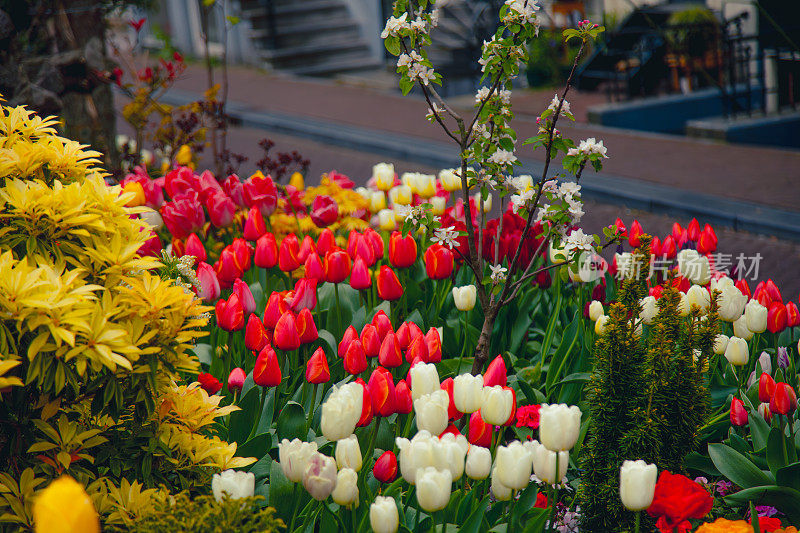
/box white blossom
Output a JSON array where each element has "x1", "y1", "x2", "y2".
[
  {"x1": 510, "y1": 189, "x2": 534, "y2": 213},
  {"x1": 426, "y1": 103, "x2": 445, "y2": 120},
  {"x1": 548, "y1": 94, "x2": 571, "y2": 117},
  {"x1": 432, "y1": 225, "x2": 459, "y2": 249},
  {"x1": 489, "y1": 264, "x2": 508, "y2": 284},
  {"x1": 564, "y1": 229, "x2": 594, "y2": 254},
  {"x1": 576, "y1": 137, "x2": 608, "y2": 158},
  {"x1": 488, "y1": 149, "x2": 517, "y2": 166},
  {"x1": 504, "y1": 0, "x2": 540, "y2": 24},
  {"x1": 381, "y1": 13, "x2": 409, "y2": 39}
]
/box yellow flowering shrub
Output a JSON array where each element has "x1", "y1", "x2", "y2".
[{"x1": 0, "y1": 100, "x2": 254, "y2": 530}]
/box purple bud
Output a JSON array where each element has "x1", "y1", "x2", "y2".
[{"x1": 777, "y1": 346, "x2": 789, "y2": 369}]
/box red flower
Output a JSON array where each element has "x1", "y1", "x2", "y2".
[
  {"x1": 730, "y1": 397, "x2": 748, "y2": 426},
  {"x1": 205, "y1": 191, "x2": 235, "y2": 227},
  {"x1": 759, "y1": 373, "x2": 776, "y2": 403},
  {"x1": 378, "y1": 332, "x2": 403, "y2": 368},
  {"x1": 628, "y1": 220, "x2": 643, "y2": 248},
  {"x1": 686, "y1": 218, "x2": 700, "y2": 241},
  {"x1": 287, "y1": 278, "x2": 317, "y2": 313},
  {"x1": 245, "y1": 313, "x2": 268, "y2": 352},
  {"x1": 223, "y1": 174, "x2": 245, "y2": 207},
  {"x1": 425, "y1": 327, "x2": 442, "y2": 364},
  {"x1": 274, "y1": 312, "x2": 301, "y2": 351},
  {"x1": 376, "y1": 265, "x2": 403, "y2": 301},
  {"x1": 361, "y1": 324, "x2": 381, "y2": 358},
  {"x1": 215, "y1": 294, "x2": 244, "y2": 331},
  {"x1": 316, "y1": 228, "x2": 335, "y2": 257},
  {"x1": 243, "y1": 172, "x2": 278, "y2": 216},
  {"x1": 534, "y1": 492, "x2": 548, "y2": 508},
  {"x1": 228, "y1": 368, "x2": 246, "y2": 393},
  {"x1": 757, "y1": 516, "x2": 782, "y2": 532},
  {"x1": 373, "y1": 451, "x2": 398, "y2": 483},
  {"x1": 367, "y1": 367, "x2": 396, "y2": 417},
  {"x1": 298, "y1": 235, "x2": 316, "y2": 263},
  {"x1": 198, "y1": 372, "x2": 222, "y2": 394},
  {"x1": 243, "y1": 207, "x2": 267, "y2": 241},
  {"x1": 263, "y1": 291, "x2": 288, "y2": 330},
  {"x1": 770, "y1": 382, "x2": 798, "y2": 416},
  {"x1": 646, "y1": 471, "x2": 713, "y2": 533},
  {"x1": 161, "y1": 196, "x2": 204, "y2": 239},
  {"x1": 185, "y1": 233, "x2": 207, "y2": 263},
  {"x1": 468, "y1": 411, "x2": 492, "y2": 448},
  {"x1": 767, "y1": 301, "x2": 788, "y2": 333},
  {"x1": 324, "y1": 249, "x2": 352, "y2": 284},
  {"x1": 786, "y1": 302, "x2": 800, "y2": 327},
  {"x1": 306, "y1": 347, "x2": 330, "y2": 384},
  {"x1": 516, "y1": 404, "x2": 541, "y2": 428},
  {"x1": 278, "y1": 234, "x2": 301, "y2": 272},
  {"x1": 389, "y1": 231, "x2": 417, "y2": 268},
  {"x1": 310, "y1": 195, "x2": 339, "y2": 227},
  {"x1": 406, "y1": 335, "x2": 428, "y2": 365},
  {"x1": 424, "y1": 244, "x2": 454, "y2": 280},
  {"x1": 350, "y1": 256, "x2": 372, "y2": 290},
  {"x1": 304, "y1": 252, "x2": 324, "y2": 281},
  {"x1": 253, "y1": 345, "x2": 281, "y2": 387},
  {"x1": 344, "y1": 340, "x2": 368, "y2": 375},
  {"x1": 233, "y1": 278, "x2": 256, "y2": 315},
  {"x1": 338, "y1": 326, "x2": 359, "y2": 359},
  {"x1": 296, "y1": 308, "x2": 318, "y2": 344},
  {"x1": 394, "y1": 379, "x2": 413, "y2": 414},
  {"x1": 440, "y1": 378, "x2": 462, "y2": 420},
  {"x1": 372, "y1": 310, "x2": 393, "y2": 340},
  {"x1": 195, "y1": 261, "x2": 220, "y2": 302},
  {"x1": 356, "y1": 378, "x2": 373, "y2": 427},
  {"x1": 484, "y1": 354, "x2": 507, "y2": 388},
  {"x1": 254, "y1": 233, "x2": 279, "y2": 269}
]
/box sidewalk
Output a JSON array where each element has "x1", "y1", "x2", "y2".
[{"x1": 169, "y1": 64, "x2": 800, "y2": 212}]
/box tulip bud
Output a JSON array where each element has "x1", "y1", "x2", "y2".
[
  {"x1": 253, "y1": 345, "x2": 281, "y2": 387},
  {"x1": 198, "y1": 372, "x2": 222, "y2": 395},
  {"x1": 770, "y1": 382, "x2": 798, "y2": 416},
  {"x1": 370, "y1": 496, "x2": 399, "y2": 533},
  {"x1": 195, "y1": 262, "x2": 220, "y2": 302},
  {"x1": 733, "y1": 315, "x2": 754, "y2": 340},
  {"x1": 302, "y1": 452, "x2": 337, "y2": 500},
  {"x1": 394, "y1": 379, "x2": 413, "y2": 414},
  {"x1": 415, "y1": 467, "x2": 452, "y2": 512},
  {"x1": 243, "y1": 208, "x2": 266, "y2": 241},
  {"x1": 244, "y1": 314, "x2": 268, "y2": 352},
  {"x1": 768, "y1": 301, "x2": 788, "y2": 334},
  {"x1": 274, "y1": 312, "x2": 301, "y2": 351},
  {"x1": 379, "y1": 333, "x2": 403, "y2": 368},
  {"x1": 758, "y1": 402, "x2": 773, "y2": 424},
  {"x1": 331, "y1": 468, "x2": 359, "y2": 508},
  {"x1": 227, "y1": 367, "x2": 246, "y2": 393},
  {"x1": 356, "y1": 378, "x2": 374, "y2": 427},
  {"x1": 588, "y1": 300, "x2": 604, "y2": 322},
  {"x1": 539, "y1": 403, "x2": 582, "y2": 451},
  {"x1": 350, "y1": 256, "x2": 372, "y2": 290},
  {"x1": 468, "y1": 410, "x2": 492, "y2": 448},
  {"x1": 713, "y1": 334, "x2": 729, "y2": 355},
  {"x1": 279, "y1": 438, "x2": 319, "y2": 483},
  {"x1": 389, "y1": 231, "x2": 417, "y2": 268},
  {"x1": 335, "y1": 434, "x2": 363, "y2": 472},
  {"x1": 361, "y1": 324, "x2": 381, "y2": 358},
  {"x1": 759, "y1": 373, "x2": 776, "y2": 403},
  {"x1": 372, "y1": 310, "x2": 393, "y2": 340},
  {"x1": 321, "y1": 383, "x2": 363, "y2": 442},
  {"x1": 619, "y1": 460, "x2": 657, "y2": 511},
  {"x1": 452, "y1": 285, "x2": 477, "y2": 311},
  {"x1": 368, "y1": 367, "x2": 396, "y2": 417},
  {"x1": 254, "y1": 233, "x2": 278, "y2": 269},
  {"x1": 628, "y1": 220, "x2": 643, "y2": 248},
  {"x1": 639, "y1": 296, "x2": 657, "y2": 325},
  {"x1": 376, "y1": 265, "x2": 403, "y2": 301},
  {"x1": 686, "y1": 284, "x2": 710, "y2": 311},
  {"x1": 410, "y1": 362, "x2": 440, "y2": 401},
  {"x1": 324, "y1": 249, "x2": 352, "y2": 283},
  {"x1": 425, "y1": 328, "x2": 443, "y2": 364},
  {"x1": 344, "y1": 340, "x2": 368, "y2": 375},
  {"x1": 724, "y1": 337, "x2": 749, "y2": 367},
  {"x1": 595, "y1": 315, "x2": 609, "y2": 335},
  {"x1": 216, "y1": 294, "x2": 245, "y2": 331},
  {"x1": 786, "y1": 302, "x2": 800, "y2": 327},
  {"x1": 414, "y1": 389, "x2": 450, "y2": 435},
  {"x1": 303, "y1": 347, "x2": 330, "y2": 384},
  {"x1": 481, "y1": 386, "x2": 513, "y2": 426},
  {"x1": 338, "y1": 325, "x2": 359, "y2": 359},
  {"x1": 491, "y1": 467, "x2": 513, "y2": 501},
  {"x1": 730, "y1": 397, "x2": 748, "y2": 426},
  {"x1": 465, "y1": 445, "x2": 492, "y2": 480},
  {"x1": 210, "y1": 469, "x2": 255, "y2": 503},
  {"x1": 453, "y1": 373, "x2": 484, "y2": 414},
  {"x1": 495, "y1": 440, "x2": 534, "y2": 490},
  {"x1": 532, "y1": 440, "x2": 569, "y2": 485},
  {"x1": 424, "y1": 244, "x2": 454, "y2": 280},
  {"x1": 373, "y1": 450, "x2": 398, "y2": 483},
  {"x1": 406, "y1": 335, "x2": 429, "y2": 365},
  {"x1": 373, "y1": 163, "x2": 396, "y2": 191},
  {"x1": 745, "y1": 300, "x2": 768, "y2": 334},
  {"x1": 263, "y1": 292, "x2": 288, "y2": 329},
  {"x1": 483, "y1": 355, "x2": 507, "y2": 388}
]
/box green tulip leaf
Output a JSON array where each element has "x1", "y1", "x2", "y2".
[
  {"x1": 458, "y1": 495, "x2": 489, "y2": 533},
  {"x1": 237, "y1": 433, "x2": 270, "y2": 460},
  {"x1": 522, "y1": 507, "x2": 550, "y2": 533},
  {"x1": 229, "y1": 386, "x2": 261, "y2": 445},
  {"x1": 776, "y1": 463, "x2": 800, "y2": 491},
  {"x1": 724, "y1": 486, "x2": 800, "y2": 524},
  {"x1": 276, "y1": 401, "x2": 307, "y2": 442},
  {"x1": 766, "y1": 427, "x2": 790, "y2": 477},
  {"x1": 708, "y1": 443, "x2": 774, "y2": 489}
]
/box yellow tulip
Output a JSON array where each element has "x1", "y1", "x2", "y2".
[
  {"x1": 121, "y1": 181, "x2": 146, "y2": 207},
  {"x1": 34, "y1": 476, "x2": 100, "y2": 533},
  {"x1": 289, "y1": 172, "x2": 305, "y2": 190},
  {"x1": 175, "y1": 144, "x2": 192, "y2": 166}
]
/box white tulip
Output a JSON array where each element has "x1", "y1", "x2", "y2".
[
  {"x1": 745, "y1": 300, "x2": 768, "y2": 333},
  {"x1": 413, "y1": 389, "x2": 450, "y2": 436},
  {"x1": 453, "y1": 373, "x2": 484, "y2": 413},
  {"x1": 373, "y1": 163, "x2": 395, "y2": 191},
  {"x1": 320, "y1": 383, "x2": 363, "y2": 442},
  {"x1": 388, "y1": 185, "x2": 412, "y2": 206},
  {"x1": 724, "y1": 336, "x2": 749, "y2": 366},
  {"x1": 409, "y1": 362, "x2": 440, "y2": 401},
  {"x1": 619, "y1": 460, "x2": 658, "y2": 511},
  {"x1": 595, "y1": 314, "x2": 609, "y2": 335},
  {"x1": 438, "y1": 433, "x2": 467, "y2": 481},
  {"x1": 539, "y1": 403, "x2": 582, "y2": 451},
  {"x1": 370, "y1": 496, "x2": 399, "y2": 533},
  {"x1": 430, "y1": 196, "x2": 446, "y2": 215},
  {"x1": 532, "y1": 441, "x2": 569, "y2": 485},
  {"x1": 331, "y1": 468, "x2": 359, "y2": 507},
  {"x1": 678, "y1": 292, "x2": 691, "y2": 316},
  {"x1": 438, "y1": 168, "x2": 462, "y2": 192},
  {"x1": 415, "y1": 467, "x2": 452, "y2": 512},
  {"x1": 335, "y1": 435, "x2": 362, "y2": 472},
  {"x1": 415, "y1": 174, "x2": 437, "y2": 199},
  {"x1": 452, "y1": 285, "x2": 477, "y2": 312},
  {"x1": 396, "y1": 431, "x2": 437, "y2": 485},
  {"x1": 686, "y1": 284, "x2": 710, "y2": 311},
  {"x1": 733, "y1": 315, "x2": 754, "y2": 340},
  {"x1": 139, "y1": 208, "x2": 163, "y2": 230},
  {"x1": 279, "y1": 438, "x2": 319, "y2": 483},
  {"x1": 639, "y1": 296, "x2": 658, "y2": 325},
  {"x1": 377, "y1": 208, "x2": 396, "y2": 231},
  {"x1": 589, "y1": 300, "x2": 604, "y2": 322},
  {"x1": 490, "y1": 466, "x2": 513, "y2": 501},
  {"x1": 211, "y1": 469, "x2": 255, "y2": 502},
  {"x1": 677, "y1": 249, "x2": 711, "y2": 285},
  {"x1": 302, "y1": 453, "x2": 337, "y2": 501},
  {"x1": 480, "y1": 386, "x2": 513, "y2": 425},
  {"x1": 549, "y1": 241, "x2": 568, "y2": 264},
  {"x1": 713, "y1": 334, "x2": 729, "y2": 355},
  {"x1": 465, "y1": 445, "x2": 492, "y2": 480},
  {"x1": 472, "y1": 192, "x2": 492, "y2": 213},
  {"x1": 716, "y1": 283, "x2": 747, "y2": 322},
  {"x1": 370, "y1": 191, "x2": 387, "y2": 212},
  {"x1": 495, "y1": 440, "x2": 533, "y2": 490}
]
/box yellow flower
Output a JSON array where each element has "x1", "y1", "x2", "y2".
[
  {"x1": 289, "y1": 171, "x2": 305, "y2": 190},
  {"x1": 175, "y1": 144, "x2": 192, "y2": 166},
  {"x1": 695, "y1": 518, "x2": 753, "y2": 533},
  {"x1": 121, "y1": 181, "x2": 146, "y2": 207},
  {"x1": 33, "y1": 476, "x2": 100, "y2": 533}
]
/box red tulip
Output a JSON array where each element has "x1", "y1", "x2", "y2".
[
  {"x1": 440, "y1": 378, "x2": 462, "y2": 420},
  {"x1": 440, "y1": 424, "x2": 461, "y2": 439},
  {"x1": 233, "y1": 278, "x2": 256, "y2": 316},
  {"x1": 344, "y1": 340, "x2": 368, "y2": 375},
  {"x1": 730, "y1": 397, "x2": 748, "y2": 426},
  {"x1": 765, "y1": 279, "x2": 783, "y2": 303},
  {"x1": 368, "y1": 367, "x2": 396, "y2": 417},
  {"x1": 278, "y1": 234, "x2": 301, "y2": 272},
  {"x1": 361, "y1": 324, "x2": 381, "y2": 358},
  {"x1": 628, "y1": 220, "x2": 643, "y2": 248},
  {"x1": 735, "y1": 279, "x2": 751, "y2": 298},
  {"x1": 316, "y1": 228, "x2": 336, "y2": 257},
  {"x1": 650, "y1": 235, "x2": 662, "y2": 258},
  {"x1": 350, "y1": 256, "x2": 372, "y2": 290},
  {"x1": 338, "y1": 326, "x2": 359, "y2": 359},
  {"x1": 228, "y1": 367, "x2": 246, "y2": 393},
  {"x1": 216, "y1": 293, "x2": 245, "y2": 331},
  {"x1": 196, "y1": 261, "x2": 220, "y2": 301},
  {"x1": 406, "y1": 335, "x2": 428, "y2": 365},
  {"x1": 379, "y1": 332, "x2": 403, "y2": 368},
  {"x1": 138, "y1": 233, "x2": 162, "y2": 258},
  {"x1": 425, "y1": 327, "x2": 442, "y2": 364},
  {"x1": 686, "y1": 218, "x2": 700, "y2": 242},
  {"x1": 759, "y1": 373, "x2": 776, "y2": 403},
  {"x1": 253, "y1": 345, "x2": 281, "y2": 387},
  {"x1": 396, "y1": 322, "x2": 412, "y2": 350},
  {"x1": 245, "y1": 313, "x2": 268, "y2": 352},
  {"x1": 161, "y1": 196, "x2": 205, "y2": 239},
  {"x1": 243, "y1": 207, "x2": 267, "y2": 241},
  {"x1": 468, "y1": 411, "x2": 492, "y2": 448},
  {"x1": 394, "y1": 379, "x2": 413, "y2": 414},
  {"x1": 697, "y1": 228, "x2": 717, "y2": 255},
  {"x1": 232, "y1": 238, "x2": 253, "y2": 272},
  {"x1": 254, "y1": 232, "x2": 278, "y2": 269},
  {"x1": 503, "y1": 386, "x2": 517, "y2": 426},
  {"x1": 373, "y1": 450, "x2": 398, "y2": 483},
  {"x1": 296, "y1": 308, "x2": 318, "y2": 344},
  {"x1": 650, "y1": 285, "x2": 664, "y2": 299},
  {"x1": 424, "y1": 244, "x2": 454, "y2": 280},
  {"x1": 274, "y1": 312, "x2": 301, "y2": 351},
  {"x1": 770, "y1": 383, "x2": 798, "y2": 416},
  {"x1": 646, "y1": 471, "x2": 713, "y2": 531},
  {"x1": 661, "y1": 235, "x2": 677, "y2": 259},
  {"x1": 310, "y1": 194, "x2": 339, "y2": 227},
  {"x1": 671, "y1": 222, "x2": 684, "y2": 242},
  {"x1": 287, "y1": 278, "x2": 317, "y2": 312},
  {"x1": 304, "y1": 252, "x2": 324, "y2": 281},
  {"x1": 223, "y1": 174, "x2": 245, "y2": 207},
  {"x1": 372, "y1": 310, "x2": 393, "y2": 340},
  {"x1": 306, "y1": 347, "x2": 330, "y2": 384},
  {"x1": 298, "y1": 235, "x2": 316, "y2": 263},
  {"x1": 348, "y1": 232, "x2": 375, "y2": 267},
  {"x1": 164, "y1": 166, "x2": 198, "y2": 198},
  {"x1": 263, "y1": 292, "x2": 288, "y2": 329},
  {"x1": 198, "y1": 372, "x2": 222, "y2": 394},
  {"x1": 614, "y1": 217, "x2": 627, "y2": 236},
  {"x1": 356, "y1": 378, "x2": 373, "y2": 427},
  {"x1": 768, "y1": 301, "x2": 788, "y2": 333},
  {"x1": 535, "y1": 270, "x2": 551, "y2": 289},
  {"x1": 205, "y1": 191, "x2": 235, "y2": 227},
  {"x1": 363, "y1": 228, "x2": 385, "y2": 261},
  {"x1": 389, "y1": 231, "x2": 417, "y2": 268},
  {"x1": 185, "y1": 233, "x2": 207, "y2": 262},
  {"x1": 786, "y1": 302, "x2": 800, "y2": 327},
  {"x1": 484, "y1": 354, "x2": 507, "y2": 387},
  {"x1": 377, "y1": 265, "x2": 403, "y2": 301},
  {"x1": 324, "y1": 249, "x2": 352, "y2": 283},
  {"x1": 243, "y1": 172, "x2": 278, "y2": 216}
]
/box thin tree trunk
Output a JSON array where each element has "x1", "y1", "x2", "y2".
[{"x1": 471, "y1": 307, "x2": 498, "y2": 374}]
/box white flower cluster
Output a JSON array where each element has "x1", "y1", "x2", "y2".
[
  {"x1": 474, "y1": 87, "x2": 512, "y2": 106},
  {"x1": 426, "y1": 102, "x2": 445, "y2": 120},
  {"x1": 431, "y1": 225, "x2": 459, "y2": 249},
  {"x1": 533, "y1": 181, "x2": 584, "y2": 234},
  {"x1": 563, "y1": 228, "x2": 594, "y2": 255},
  {"x1": 547, "y1": 94, "x2": 571, "y2": 117},
  {"x1": 409, "y1": 63, "x2": 436, "y2": 85},
  {"x1": 489, "y1": 264, "x2": 508, "y2": 284},
  {"x1": 397, "y1": 50, "x2": 423, "y2": 68},
  {"x1": 381, "y1": 12, "x2": 408, "y2": 38},
  {"x1": 504, "y1": 0, "x2": 540, "y2": 25},
  {"x1": 567, "y1": 137, "x2": 608, "y2": 159},
  {"x1": 396, "y1": 204, "x2": 426, "y2": 224},
  {"x1": 488, "y1": 149, "x2": 517, "y2": 166}
]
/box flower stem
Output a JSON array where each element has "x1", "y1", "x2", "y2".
[
  {"x1": 334, "y1": 282, "x2": 342, "y2": 337},
  {"x1": 634, "y1": 511, "x2": 641, "y2": 533},
  {"x1": 287, "y1": 483, "x2": 300, "y2": 531}
]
